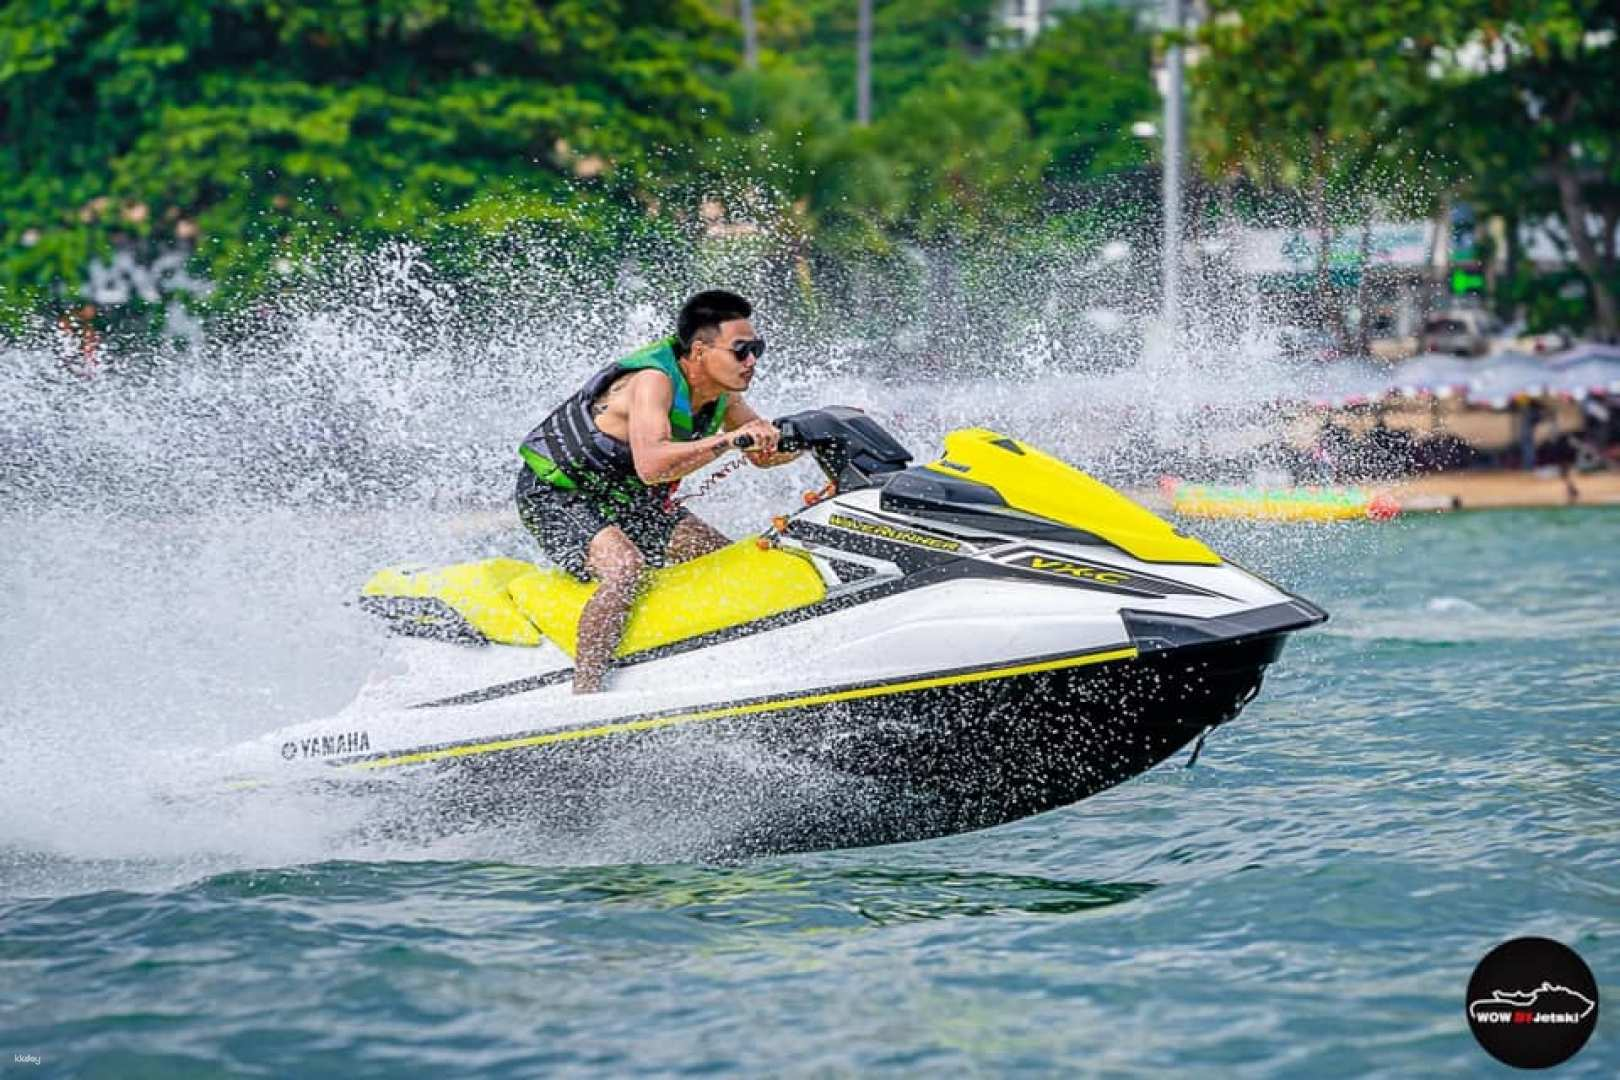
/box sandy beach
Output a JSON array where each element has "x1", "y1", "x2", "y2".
[
  {"x1": 1138, "y1": 468, "x2": 1620, "y2": 518},
  {"x1": 1392, "y1": 468, "x2": 1620, "y2": 511}
]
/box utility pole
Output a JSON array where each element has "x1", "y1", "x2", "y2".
[
  {"x1": 857, "y1": 0, "x2": 872, "y2": 126},
  {"x1": 1161, "y1": 0, "x2": 1185, "y2": 346},
  {"x1": 741, "y1": 0, "x2": 758, "y2": 70}
]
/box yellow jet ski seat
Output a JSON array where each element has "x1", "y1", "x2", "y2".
[{"x1": 359, "y1": 541, "x2": 826, "y2": 658}]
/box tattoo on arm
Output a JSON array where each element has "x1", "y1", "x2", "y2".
[{"x1": 592, "y1": 375, "x2": 632, "y2": 417}]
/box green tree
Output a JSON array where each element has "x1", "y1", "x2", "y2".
[
  {"x1": 0, "y1": 0, "x2": 735, "y2": 317},
  {"x1": 877, "y1": 74, "x2": 1043, "y2": 242},
  {"x1": 1433, "y1": 0, "x2": 1619, "y2": 338},
  {"x1": 705, "y1": 62, "x2": 899, "y2": 257},
  {"x1": 3, "y1": 0, "x2": 1180, "y2": 327},
  {"x1": 1011, "y1": 6, "x2": 1156, "y2": 189},
  {"x1": 752, "y1": 0, "x2": 1005, "y2": 123},
  {"x1": 1192, "y1": 0, "x2": 1619, "y2": 339},
  {"x1": 1192, "y1": 0, "x2": 1452, "y2": 340},
  {"x1": 711, "y1": 2, "x2": 1153, "y2": 251}
]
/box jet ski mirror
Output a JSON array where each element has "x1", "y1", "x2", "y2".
[{"x1": 774, "y1": 406, "x2": 913, "y2": 491}]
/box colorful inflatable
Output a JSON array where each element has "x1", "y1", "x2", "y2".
[{"x1": 1165, "y1": 479, "x2": 1400, "y2": 522}]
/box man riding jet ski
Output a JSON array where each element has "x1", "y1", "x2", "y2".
[
  {"x1": 516, "y1": 289, "x2": 800, "y2": 693},
  {"x1": 222, "y1": 410, "x2": 1327, "y2": 856}
]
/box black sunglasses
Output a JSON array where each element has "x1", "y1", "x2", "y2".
[{"x1": 723, "y1": 337, "x2": 767, "y2": 361}]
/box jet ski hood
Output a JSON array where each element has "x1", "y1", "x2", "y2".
[{"x1": 885, "y1": 427, "x2": 1220, "y2": 565}]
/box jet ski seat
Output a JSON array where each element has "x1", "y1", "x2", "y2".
[
  {"x1": 508, "y1": 540, "x2": 825, "y2": 657},
  {"x1": 360, "y1": 541, "x2": 826, "y2": 656}
]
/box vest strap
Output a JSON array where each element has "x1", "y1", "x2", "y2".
[{"x1": 518, "y1": 446, "x2": 577, "y2": 490}]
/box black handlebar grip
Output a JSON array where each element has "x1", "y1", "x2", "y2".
[
  {"x1": 774, "y1": 418, "x2": 805, "y2": 454},
  {"x1": 731, "y1": 433, "x2": 755, "y2": 450}
]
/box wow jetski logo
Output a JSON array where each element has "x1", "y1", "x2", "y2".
[
  {"x1": 1466, "y1": 937, "x2": 1599, "y2": 1068},
  {"x1": 1470, "y1": 982, "x2": 1596, "y2": 1025}
]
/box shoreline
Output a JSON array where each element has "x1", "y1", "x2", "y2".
[
  {"x1": 1139, "y1": 468, "x2": 1620, "y2": 518},
  {"x1": 1390, "y1": 469, "x2": 1620, "y2": 512}
]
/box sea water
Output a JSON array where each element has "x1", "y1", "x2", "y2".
[{"x1": 3, "y1": 497, "x2": 1615, "y2": 1076}]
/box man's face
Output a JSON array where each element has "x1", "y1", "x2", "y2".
[{"x1": 697, "y1": 317, "x2": 761, "y2": 392}]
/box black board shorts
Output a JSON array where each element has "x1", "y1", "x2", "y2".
[{"x1": 514, "y1": 466, "x2": 691, "y2": 581}]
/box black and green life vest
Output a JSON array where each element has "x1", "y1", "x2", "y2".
[{"x1": 519, "y1": 337, "x2": 728, "y2": 503}]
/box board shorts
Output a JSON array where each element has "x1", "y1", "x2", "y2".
[{"x1": 514, "y1": 466, "x2": 691, "y2": 581}]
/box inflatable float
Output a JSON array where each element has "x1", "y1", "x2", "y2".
[{"x1": 1165, "y1": 478, "x2": 1400, "y2": 522}]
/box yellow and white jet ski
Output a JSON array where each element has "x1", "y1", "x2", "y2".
[{"x1": 222, "y1": 408, "x2": 1325, "y2": 854}]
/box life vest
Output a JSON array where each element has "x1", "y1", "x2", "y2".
[{"x1": 519, "y1": 337, "x2": 728, "y2": 504}]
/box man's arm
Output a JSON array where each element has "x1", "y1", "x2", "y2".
[
  {"x1": 625, "y1": 371, "x2": 739, "y2": 484},
  {"x1": 723, "y1": 396, "x2": 802, "y2": 468}
]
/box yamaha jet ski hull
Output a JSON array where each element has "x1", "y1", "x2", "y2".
[
  {"x1": 393, "y1": 624, "x2": 1301, "y2": 855},
  {"x1": 218, "y1": 412, "x2": 1327, "y2": 856}
]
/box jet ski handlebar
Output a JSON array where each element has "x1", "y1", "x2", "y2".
[
  {"x1": 764, "y1": 407, "x2": 914, "y2": 490},
  {"x1": 725, "y1": 420, "x2": 807, "y2": 454}
]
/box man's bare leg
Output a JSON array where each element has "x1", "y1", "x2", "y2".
[
  {"x1": 666, "y1": 513, "x2": 730, "y2": 564},
  {"x1": 573, "y1": 527, "x2": 645, "y2": 694}
]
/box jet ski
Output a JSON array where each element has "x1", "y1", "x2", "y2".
[{"x1": 216, "y1": 408, "x2": 1326, "y2": 855}]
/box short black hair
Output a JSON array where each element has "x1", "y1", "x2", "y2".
[{"x1": 676, "y1": 290, "x2": 752, "y2": 354}]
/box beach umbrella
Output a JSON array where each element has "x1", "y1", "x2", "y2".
[
  {"x1": 1548, "y1": 356, "x2": 1620, "y2": 400},
  {"x1": 1302, "y1": 359, "x2": 1391, "y2": 408},
  {"x1": 1465, "y1": 351, "x2": 1555, "y2": 409},
  {"x1": 1549, "y1": 343, "x2": 1620, "y2": 369},
  {"x1": 1385, "y1": 352, "x2": 1477, "y2": 399}
]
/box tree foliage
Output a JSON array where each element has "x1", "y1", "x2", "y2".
[
  {"x1": 1, "y1": 0, "x2": 734, "y2": 313},
  {"x1": 1191, "y1": 0, "x2": 1619, "y2": 338},
  {"x1": 752, "y1": 0, "x2": 1007, "y2": 122},
  {"x1": 1435, "y1": 0, "x2": 1620, "y2": 337},
  {"x1": 0, "y1": 0, "x2": 1160, "y2": 323},
  {"x1": 1014, "y1": 7, "x2": 1157, "y2": 189},
  {"x1": 710, "y1": 3, "x2": 1157, "y2": 250}
]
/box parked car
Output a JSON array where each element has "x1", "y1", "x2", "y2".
[
  {"x1": 1420, "y1": 309, "x2": 1497, "y2": 356},
  {"x1": 1513, "y1": 330, "x2": 1573, "y2": 355}
]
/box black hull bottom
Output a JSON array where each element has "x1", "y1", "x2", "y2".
[{"x1": 360, "y1": 634, "x2": 1289, "y2": 858}]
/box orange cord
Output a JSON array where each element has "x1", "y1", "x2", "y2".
[{"x1": 802, "y1": 482, "x2": 838, "y2": 506}]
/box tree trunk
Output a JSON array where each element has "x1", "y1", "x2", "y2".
[
  {"x1": 1552, "y1": 156, "x2": 1620, "y2": 341},
  {"x1": 740, "y1": 0, "x2": 758, "y2": 70},
  {"x1": 856, "y1": 0, "x2": 872, "y2": 126},
  {"x1": 1354, "y1": 209, "x2": 1374, "y2": 358},
  {"x1": 1501, "y1": 211, "x2": 1521, "y2": 322},
  {"x1": 1310, "y1": 142, "x2": 1342, "y2": 347},
  {"x1": 1428, "y1": 192, "x2": 1451, "y2": 324}
]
